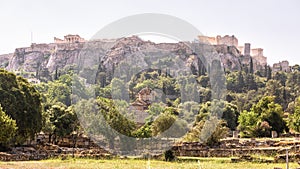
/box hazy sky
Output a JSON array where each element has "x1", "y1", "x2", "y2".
[{"x1": 0, "y1": 0, "x2": 299, "y2": 65}]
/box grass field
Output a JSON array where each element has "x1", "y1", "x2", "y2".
[{"x1": 0, "y1": 158, "x2": 299, "y2": 169}]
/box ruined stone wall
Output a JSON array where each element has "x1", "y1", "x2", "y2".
[
  {"x1": 198, "y1": 35, "x2": 238, "y2": 47},
  {"x1": 273, "y1": 60, "x2": 290, "y2": 72},
  {"x1": 237, "y1": 46, "x2": 244, "y2": 55},
  {"x1": 198, "y1": 36, "x2": 216, "y2": 44},
  {"x1": 251, "y1": 48, "x2": 263, "y2": 57},
  {"x1": 54, "y1": 37, "x2": 64, "y2": 43},
  {"x1": 251, "y1": 48, "x2": 267, "y2": 66},
  {"x1": 29, "y1": 43, "x2": 56, "y2": 53},
  {"x1": 216, "y1": 35, "x2": 238, "y2": 47},
  {"x1": 253, "y1": 55, "x2": 267, "y2": 66}
]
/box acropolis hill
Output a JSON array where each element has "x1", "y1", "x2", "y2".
[{"x1": 0, "y1": 34, "x2": 291, "y2": 82}]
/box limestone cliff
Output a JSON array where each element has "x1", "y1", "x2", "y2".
[
  {"x1": 0, "y1": 53, "x2": 13, "y2": 68},
  {"x1": 2, "y1": 36, "x2": 251, "y2": 81}
]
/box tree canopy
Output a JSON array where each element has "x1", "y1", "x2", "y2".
[
  {"x1": 0, "y1": 69, "x2": 42, "y2": 144},
  {"x1": 0, "y1": 105, "x2": 17, "y2": 147}
]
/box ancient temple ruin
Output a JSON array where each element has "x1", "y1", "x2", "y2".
[{"x1": 54, "y1": 34, "x2": 85, "y2": 43}]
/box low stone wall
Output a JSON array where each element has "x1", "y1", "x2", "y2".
[
  {"x1": 0, "y1": 144, "x2": 109, "y2": 161},
  {"x1": 3, "y1": 138, "x2": 300, "y2": 161},
  {"x1": 172, "y1": 138, "x2": 300, "y2": 158},
  {"x1": 173, "y1": 147, "x2": 279, "y2": 157}
]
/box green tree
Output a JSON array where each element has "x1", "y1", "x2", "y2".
[
  {"x1": 0, "y1": 105, "x2": 17, "y2": 147},
  {"x1": 292, "y1": 64, "x2": 300, "y2": 72},
  {"x1": 41, "y1": 106, "x2": 55, "y2": 143},
  {"x1": 249, "y1": 58, "x2": 254, "y2": 74},
  {"x1": 74, "y1": 99, "x2": 118, "y2": 148},
  {"x1": 196, "y1": 101, "x2": 239, "y2": 131},
  {"x1": 98, "y1": 97, "x2": 136, "y2": 148},
  {"x1": 231, "y1": 90, "x2": 263, "y2": 112},
  {"x1": 286, "y1": 71, "x2": 300, "y2": 103},
  {"x1": 178, "y1": 101, "x2": 200, "y2": 123},
  {"x1": 237, "y1": 71, "x2": 245, "y2": 92},
  {"x1": 151, "y1": 112, "x2": 176, "y2": 136},
  {"x1": 146, "y1": 102, "x2": 165, "y2": 123},
  {"x1": 274, "y1": 72, "x2": 287, "y2": 86},
  {"x1": 162, "y1": 119, "x2": 188, "y2": 138},
  {"x1": 255, "y1": 96, "x2": 287, "y2": 133},
  {"x1": 238, "y1": 96, "x2": 287, "y2": 137},
  {"x1": 184, "y1": 116, "x2": 229, "y2": 147},
  {"x1": 205, "y1": 119, "x2": 229, "y2": 147},
  {"x1": 238, "y1": 110, "x2": 260, "y2": 137},
  {"x1": 198, "y1": 75, "x2": 209, "y2": 88},
  {"x1": 265, "y1": 79, "x2": 287, "y2": 108},
  {"x1": 111, "y1": 78, "x2": 128, "y2": 101},
  {"x1": 267, "y1": 65, "x2": 272, "y2": 80},
  {"x1": 132, "y1": 122, "x2": 152, "y2": 138},
  {"x1": 48, "y1": 81, "x2": 71, "y2": 105},
  {"x1": 245, "y1": 74, "x2": 257, "y2": 91},
  {"x1": 222, "y1": 102, "x2": 240, "y2": 130},
  {"x1": 226, "y1": 72, "x2": 237, "y2": 91},
  {"x1": 264, "y1": 64, "x2": 268, "y2": 77},
  {"x1": 36, "y1": 74, "x2": 89, "y2": 106},
  {"x1": 46, "y1": 103, "x2": 79, "y2": 142},
  {"x1": 0, "y1": 69, "x2": 42, "y2": 143},
  {"x1": 184, "y1": 100, "x2": 229, "y2": 146},
  {"x1": 288, "y1": 97, "x2": 300, "y2": 132}
]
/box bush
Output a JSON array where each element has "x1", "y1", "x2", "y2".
[
  {"x1": 164, "y1": 149, "x2": 175, "y2": 161},
  {"x1": 0, "y1": 105, "x2": 17, "y2": 147}
]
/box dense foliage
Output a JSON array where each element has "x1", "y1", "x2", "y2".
[
  {"x1": 0, "y1": 69, "x2": 42, "y2": 144},
  {"x1": 0, "y1": 105, "x2": 17, "y2": 148},
  {"x1": 1, "y1": 60, "x2": 300, "y2": 149}
]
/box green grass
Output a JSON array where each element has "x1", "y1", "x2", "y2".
[{"x1": 0, "y1": 158, "x2": 299, "y2": 169}]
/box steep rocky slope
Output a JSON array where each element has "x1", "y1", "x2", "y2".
[
  {"x1": 0, "y1": 53, "x2": 13, "y2": 68},
  {"x1": 1, "y1": 36, "x2": 248, "y2": 82}
]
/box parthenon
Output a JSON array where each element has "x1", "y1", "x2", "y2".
[{"x1": 54, "y1": 34, "x2": 85, "y2": 43}]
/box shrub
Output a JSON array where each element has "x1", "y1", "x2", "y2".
[{"x1": 164, "y1": 149, "x2": 176, "y2": 161}]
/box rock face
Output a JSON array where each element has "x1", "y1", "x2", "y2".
[
  {"x1": 0, "y1": 53, "x2": 13, "y2": 68},
  {"x1": 1, "y1": 36, "x2": 253, "y2": 81},
  {"x1": 214, "y1": 45, "x2": 242, "y2": 70},
  {"x1": 7, "y1": 43, "x2": 85, "y2": 75}
]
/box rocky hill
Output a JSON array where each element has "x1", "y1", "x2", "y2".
[{"x1": 0, "y1": 36, "x2": 254, "y2": 82}]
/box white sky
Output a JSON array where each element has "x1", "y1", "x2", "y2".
[{"x1": 0, "y1": 0, "x2": 299, "y2": 65}]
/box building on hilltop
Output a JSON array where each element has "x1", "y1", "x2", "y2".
[
  {"x1": 238, "y1": 43, "x2": 267, "y2": 68},
  {"x1": 198, "y1": 35, "x2": 238, "y2": 47},
  {"x1": 54, "y1": 34, "x2": 85, "y2": 43},
  {"x1": 198, "y1": 35, "x2": 268, "y2": 71},
  {"x1": 251, "y1": 48, "x2": 267, "y2": 66},
  {"x1": 273, "y1": 60, "x2": 290, "y2": 72}
]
